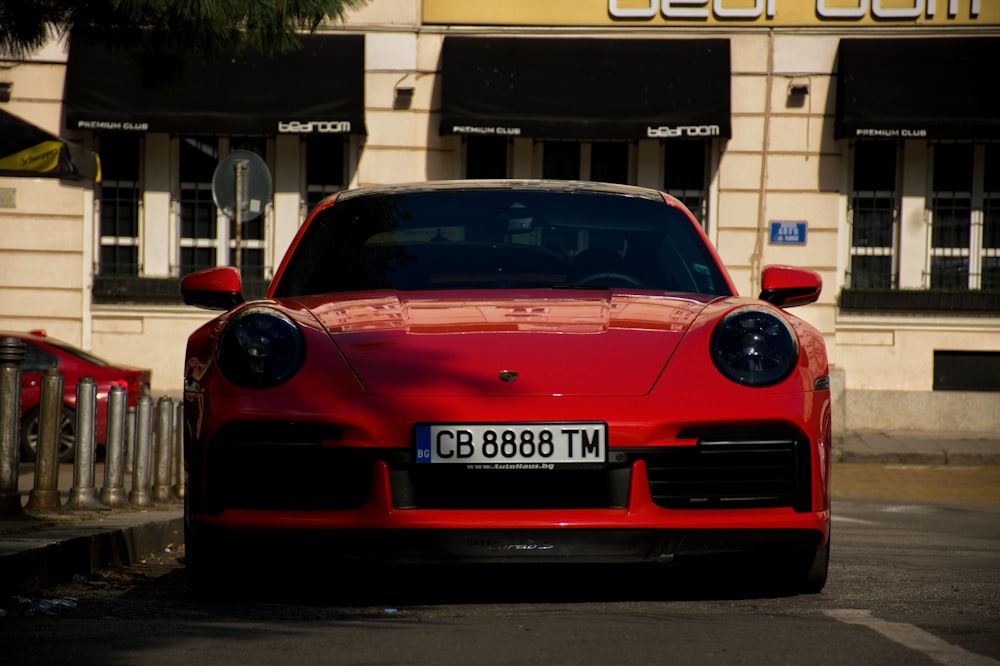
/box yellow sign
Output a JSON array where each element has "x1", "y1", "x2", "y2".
[
  {"x1": 0, "y1": 140, "x2": 63, "y2": 174},
  {"x1": 424, "y1": 0, "x2": 998, "y2": 26}
]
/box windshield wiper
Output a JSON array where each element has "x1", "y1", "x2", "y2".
[{"x1": 551, "y1": 282, "x2": 610, "y2": 290}]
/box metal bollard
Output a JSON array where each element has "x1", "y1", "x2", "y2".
[
  {"x1": 25, "y1": 368, "x2": 64, "y2": 513},
  {"x1": 0, "y1": 336, "x2": 26, "y2": 515},
  {"x1": 171, "y1": 400, "x2": 185, "y2": 499},
  {"x1": 129, "y1": 395, "x2": 154, "y2": 507},
  {"x1": 124, "y1": 405, "x2": 136, "y2": 475},
  {"x1": 152, "y1": 396, "x2": 174, "y2": 503},
  {"x1": 100, "y1": 385, "x2": 129, "y2": 507},
  {"x1": 67, "y1": 377, "x2": 102, "y2": 510}
]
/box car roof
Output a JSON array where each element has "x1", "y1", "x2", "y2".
[
  {"x1": 0, "y1": 330, "x2": 51, "y2": 343},
  {"x1": 331, "y1": 179, "x2": 670, "y2": 205}
]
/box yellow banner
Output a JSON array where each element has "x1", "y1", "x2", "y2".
[
  {"x1": 424, "y1": 0, "x2": 999, "y2": 26},
  {"x1": 0, "y1": 140, "x2": 63, "y2": 174}
]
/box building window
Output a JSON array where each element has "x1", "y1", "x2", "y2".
[
  {"x1": 305, "y1": 134, "x2": 345, "y2": 210},
  {"x1": 97, "y1": 133, "x2": 141, "y2": 276},
  {"x1": 663, "y1": 140, "x2": 709, "y2": 224},
  {"x1": 848, "y1": 141, "x2": 900, "y2": 289},
  {"x1": 980, "y1": 144, "x2": 1000, "y2": 290},
  {"x1": 177, "y1": 137, "x2": 272, "y2": 280},
  {"x1": 933, "y1": 350, "x2": 1000, "y2": 392},
  {"x1": 538, "y1": 141, "x2": 631, "y2": 184},
  {"x1": 178, "y1": 136, "x2": 220, "y2": 277},
  {"x1": 465, "y1": 136, "x2": 508, "y2": 179},
  {"x1": 542, "y1": 141, "x2": 581, "y2": 180},
  {"x1": 591, "y1": 142, "x2": 629, "y2": 185},
  {"x1": 928, "y1": 142, "x2": 998, "y2": 290},
  {"x1": 929, "y1": 143, "x2": 973, "y2": 289}
]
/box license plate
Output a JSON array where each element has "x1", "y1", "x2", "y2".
[{"x1": 415, "y1": 422, "x2": 607, "y2": 467}]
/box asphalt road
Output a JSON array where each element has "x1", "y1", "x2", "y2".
[{"x1": 1, "y1": 463, "x2": 998, "y2": 665}]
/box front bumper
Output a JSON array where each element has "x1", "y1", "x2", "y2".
[
  {"x1": 189, "y1": 457, "x2": 829, "y2": 563},
  {"x1": 185, "y1": 389, "x2": 832, "y2": 564}
]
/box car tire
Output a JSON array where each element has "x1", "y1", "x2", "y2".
[
  {"x1": 796, "y1": 538, "x2": 831, "y2": 594},
  {"x1": 184, "y1": 526, "x2": 243, "y2": 597},
  {"x1": 751, "y1": 539, "x2": 830, "y2": 595},
  {"x1": 770, "y1": 538, "x2": 830, "y2": 595},
  {"x1": 20, "y1": 405, "x2": 77, "y2": 463}
]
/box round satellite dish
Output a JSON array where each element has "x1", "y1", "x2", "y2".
[{"x1": 211, "y1": 150, "x2": 273, "y2": 221}]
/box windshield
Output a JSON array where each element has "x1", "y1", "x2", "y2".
[
  {"x1": 272, "y1": 189, "x2": 731, "y2": 298},
  {"x1": 44, "y1": 338, "x2": 111, "y2": 367}
]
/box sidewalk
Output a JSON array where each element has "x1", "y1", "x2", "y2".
[
  {"x1": 832, "y1": 429, "x2": 1000, "y2": 465},
  {"x1": 1, "y1": 429, "x2": 999, "y2": 599}
]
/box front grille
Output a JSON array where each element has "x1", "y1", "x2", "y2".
[
  {"x1": 637, "y1": 433, "x2": 811, "y2": 511},
  {"x1": 203, "y1": 422, "x2": 376, "y2": 512},
  {"x1": 389, "y1": 467, "x2": 631, "y2": 510},
  {"x1": 200, "y1": 423, "x2": 812, "y2": 513}
]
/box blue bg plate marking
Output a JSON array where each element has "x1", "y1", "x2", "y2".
[{"x1": 415, "y1": 425, "x2": 432, "y2": 464}]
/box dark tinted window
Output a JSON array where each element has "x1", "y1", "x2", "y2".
[
  {"x1": 590, "y1": 142, "x2": 629, "y2": 185},
  {"x1": 466, "y1": 137, "x2": 508, "y2": 179},
  {"x1": 179, "y1": 136, "x2": 219, "y2": 276},
  {"x1": 306, "y1": 135, "x2": 345, "y2": 208},
  {"x1": 543, "y1": 142, "x2": 580, "y2": 180},
  {"x1": 663, "y1": 140, "x2": 709, "y2": 223},
  {"x1": 273, "y1": 189, "x2": 730, "y2": 298},
  {"x1": 849, "y1": 141, "x2": 899, "y2": 289},
  {"x1": 21, "y1": 343, "x2": 58, "y2": 373},
  {"x1": 98, "y1": 133, "x2": 141, "y2": 276}
]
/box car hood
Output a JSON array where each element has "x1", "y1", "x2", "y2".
[{"x1": 300, "y1": 292, "x2": 714, "y2": 397}]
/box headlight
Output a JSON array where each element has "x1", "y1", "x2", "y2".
[
  {"x1": 216, "y1": 308, "x2": 304, "y2": 388},
  {"x1": 710, "y1": 307, "x2": 798, "y2": 386}
]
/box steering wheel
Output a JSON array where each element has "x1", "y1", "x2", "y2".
[{"x1": 574, "y1": 272, "x2": 644, "y2": 287}]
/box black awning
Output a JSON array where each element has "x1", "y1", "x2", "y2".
[
  {"x1": 64, "y1": 34, "x2": 365, "y2": 136},
  {"x1": 440, "y1": 37, "x2": 730, "y2": 141},
  {"x1": 0, "y1": 109, "x2": 100, "y2": 182},
  {"x1": 836, "y1": 37, "x2": 1000, "y2": 140}
]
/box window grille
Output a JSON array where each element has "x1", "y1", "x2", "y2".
[
  {"x1": 178, "y1": 136, "x2": 220, "y2": 276},
  {"x1": 847, "y1": 141, "x2": 899, "y2": 289},
  {"x1": 927, "y1": 142, "x2": 998, "y2": 291},
  {"x1": 97, "y1": 133, "x2": 142, "y2": 276}
]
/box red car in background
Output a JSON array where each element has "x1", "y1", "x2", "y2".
[{"x1": 6, "y1": 330, "x2": 152, "y2": 462}]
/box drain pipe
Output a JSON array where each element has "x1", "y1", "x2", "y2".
[{"x1": 750, "y1": 29, "x2": 775, "y2": 298}]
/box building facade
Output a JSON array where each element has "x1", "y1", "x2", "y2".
[{"x1": 1, "y1": 0, "x2": 998, "y2": 432}]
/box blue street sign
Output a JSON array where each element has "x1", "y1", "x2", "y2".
[{"x1": 769, "y1": 221, "x2": 807, "y2": 245}]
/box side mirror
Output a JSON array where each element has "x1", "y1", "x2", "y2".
[
  {"x1": 181, "y1": 266, "x2": 245, "y2": 311},
  {"x1": 758, "y1": 265, "x2": 822, "y2": 308}
]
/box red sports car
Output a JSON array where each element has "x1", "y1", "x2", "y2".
[
  {"x1": 8, "y1": 330, "x2": 152, "y2": 462},
  {"x1": 181, "y1": 180, "x2": 831, "y2": 593}
]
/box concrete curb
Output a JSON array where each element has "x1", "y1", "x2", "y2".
[
  {"x1": 832, "y1": 431, "x2": 1000, "y2": 466},
  {"x1": 833, "y1": 450, "x2": 1000, "y2": 465},
  {"x1": 0, "y1": 510, "x2": 183, "y2": 597}
]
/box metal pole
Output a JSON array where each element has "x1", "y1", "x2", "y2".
[
  {"x1": 0, "y1": 336, "x2": 26, "y2": 515},
  {"x1": 25, "y1": 368, "x2": 64, "y2": 513},
  {"x1": 129, "y1": 395, "x2": 154, "y2": 508},
  {"x1": 67, "y1": 377, "x2": 102, "y2": 510},
  {"x1": 234, "y1": 159, "x2": 247, "y2": 272},
  {"x1": 171, "y1": 400, "x2": 185, "y2": 499},
  {"x1": 100, "y1": 385, "x2": 129, "y2": 507},
  {"x1": 153, "y1": 396, "x2": 174, "y2": 503},
  {"x1": 124, "y1": 405, "x2": 136, "y2": 475}
]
